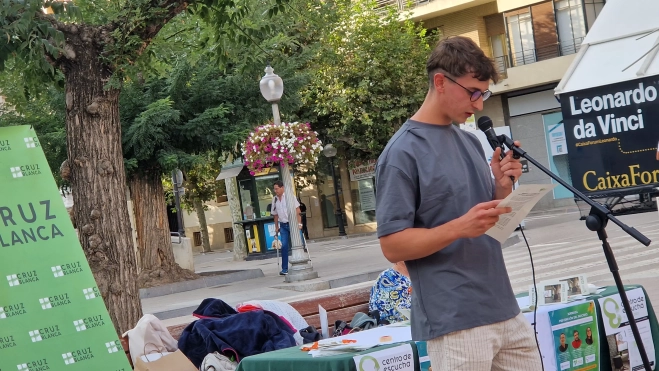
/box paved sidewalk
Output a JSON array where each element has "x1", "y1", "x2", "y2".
[
  {"x1": 146, "y1": 210, "x2": 659, "y2": 328},
  {"x1": 144, "y1": 234, "x2": 390, "y2": 326}
]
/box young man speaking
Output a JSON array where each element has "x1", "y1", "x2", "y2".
[{"x1": 375, "y1": 36, "x2": 541, "y2": 370}]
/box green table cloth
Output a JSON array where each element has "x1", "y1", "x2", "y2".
[{"x1": 236, "y1": 341, "x2": 420, "y2": 371}]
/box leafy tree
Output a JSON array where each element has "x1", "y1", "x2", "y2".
[
  {"x1": 0, "y1": 0, "x2": 285, "y2": 334},
  {"x1": 0, "y1": 61, "x2": 68, "y2": 189},
  {"x1": 178, "y1": 153, "x2": 227, "y2": 253},
  {"x1": 298, "y1": 0, "x2": 436, "y2": 161}
]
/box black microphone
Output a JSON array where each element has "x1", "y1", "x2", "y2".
[
  {"x1": 477, "y1": 116, "x2": 515, "y2": 184},
  {"x1": 477, "y1": 116, "x2": 505, "y2": 160}
]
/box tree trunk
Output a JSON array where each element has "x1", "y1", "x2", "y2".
[
  {"x1": 63, "y1": 31, "x2": 142, "y2": 335},
  {"x1": 226, "y1": 177, "x2": 247, "y2": 261},
  {"x1": 129, "y1": 170, "x2": 199, "y2": 287},
  {"x1": 193, "y1": 197, "x2": 212, "y2": 253}
]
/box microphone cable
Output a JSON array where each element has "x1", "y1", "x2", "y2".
[
  {"x1": 511, "y1": 180, "x2": 544, "y2": 371},
  {"x1": 521, "y1": 223, "x2": 544, "y2": 371}
]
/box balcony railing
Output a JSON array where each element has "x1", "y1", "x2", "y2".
[
  {"x1": 493, "y1": 55, "x2": 510, "y2": 77},
  {"x1": 506, "y1": 37, "x2": 585, "y2": 68},
  {"x1": 375, "y1": 0, "x2": 436, "y2": 12}
]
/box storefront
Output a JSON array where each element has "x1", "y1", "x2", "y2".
[
  {"x1": 300, "y1": 157, "x2": 378, "y2": 239},
  {"x1": 219, "y1": 163, "x2": 284, "y2": 260}
]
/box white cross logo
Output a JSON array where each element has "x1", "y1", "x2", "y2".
[
  {"x1": 10, "y1": 167, "x2": 22, "y2": 178},
  {"x1": 29, "y1": 330, "x2": 42, "y2": 342},
  {"x1": 62, "y1": 353, "x2": 75, "y2": 365},
  {"x1": 52, "y1": 266, "x2": 64, "y2": 277},
  {"x1": 24, "y1": 138, "x2": 36, "y2": 148},
  {"x1": 106, "y1": 341, "x2": 119, "y2": 353},
  {"x1": 83, "y1": 288, "x2": 97, "y2": 300},
  {"x1": 39, "y1": 298, "x2": 52, "y2": 310},
  {"x1": 73, "y1": 319, "x2": 86, "y2": 332},
  {"x1": 7, "y1": 274, "x2": 19, "y2": 286}
]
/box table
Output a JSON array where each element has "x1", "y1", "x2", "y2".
[
  {"x1": 517, "y1": 285, "x2": 659, "y2": 371},
  {"x1": 235, "y1": 341, "x2": 420, "y2": 371}
]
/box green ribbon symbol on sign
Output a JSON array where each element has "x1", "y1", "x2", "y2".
[
  {"x1": 602, "y1": 297, "x2": 622, "y2": 329},
  {"x1": 359, "y1": 355, "x2": 380, "y2": 371}
]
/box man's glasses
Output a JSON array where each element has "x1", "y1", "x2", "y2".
[{"x1": 444, "y1": 75, "x2": 492, "y2": 102}]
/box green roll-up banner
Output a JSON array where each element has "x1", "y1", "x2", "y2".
[{"x1": 0, "y1": 126, "x2": 131, "y2": 371}]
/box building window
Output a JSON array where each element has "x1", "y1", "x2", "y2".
[
  {"x1": 554, "y1": 0, "x2": 587, "y2": 56},
  {"x1": 224, "y1": 228, "x2": 234, "y2": 243},
  {"x1": 490, "y1": 34, "x2": 509, "y2": 75},
  {"x1": 193, "y1": 232, "x2": 202, "y2": 246},
  {"x1": 318, "y1": 162, "x2": 348, "y2": 229},
  {"x1": 583, "y1": 0, "x2": 605, "y2": 31},
  {"x1": 350, "y1": 178, "x2": 376, "y2": 225},
  {"x1": 506, "y1": 10, "x2": 536, "y2": 66}
]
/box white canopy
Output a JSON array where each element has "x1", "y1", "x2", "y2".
[
  {"x1": 555, "y1": 0, "x2": 659, "y2": 95},
  {"x1": 215, "y1": 164, "x2": 244, "y2": 181}
]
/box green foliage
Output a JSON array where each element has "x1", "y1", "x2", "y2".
[
  {"x1": 181, "y1": 153, "x2": 226, "y2": 212},
  {"x1": 298, "y1": 0, "x2": 436, "y2": 160},
  {"x1": 0, "y1": 60, "x2": 67, "y2": 188},
  {"x1": 0, "y1": 1, "x2": 79, "y2": 87}
]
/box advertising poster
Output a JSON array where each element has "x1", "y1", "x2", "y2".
[
  {"x1": 549, "y1": 123, "x2": 568, "y2": 156},
  {"x1": 358, "y1": 180, "x2": 376, "y2": 212},
  {"x1": 598, "y1": 288, "x2": 656, "y2": 371},
  {"x1": 560, "y1": 75, "x2": 659, "y2": 194},
  {"x1": 549, "y1": 301, "x2": 600, "y2": 371},
  {"x1": 264, "y1": 222, "x2": 277, "y2": 251},
  {"x1": 0, "y1": 126, "x2": 131, "y2": 370},
  {"x1": 348, "y1": 159, "x2": 376, "y2": 182}
]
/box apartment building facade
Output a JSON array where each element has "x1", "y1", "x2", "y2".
[{"x1": 392, "y1": 0, "x2": 606, "y2": 210}]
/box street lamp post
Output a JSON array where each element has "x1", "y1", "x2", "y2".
[
  {"x1": 259, "y1": 65, "x2": 318, "y2": 282},
  {"x1": 322, "y1": 144, "x2": 347, "y2": 236}
]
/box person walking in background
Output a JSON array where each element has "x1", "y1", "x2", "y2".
[
  {"x1": 272, "y1": 180, "x2": 302, "y2": 276},
  {"x1": 298, "y1": 197, "x2": 309, "y2": 240}
]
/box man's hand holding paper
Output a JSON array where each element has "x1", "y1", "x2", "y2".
[{"x1": 485, "y1": 184, "x2": 557, "y2": 243}]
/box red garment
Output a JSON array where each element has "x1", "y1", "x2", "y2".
[{"x1": 572, "y1": 339, "x2": 582, "y2": 349}]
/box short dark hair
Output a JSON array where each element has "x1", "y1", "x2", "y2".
[
  {"x1": 426, "y1": 36, "x2": 499, "y2": 87},
  {"x1": 273, "y1": 180, "x2": 284, "y2": 188}
]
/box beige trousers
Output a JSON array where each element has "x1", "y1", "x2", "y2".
[{"x1": 427, "y1": 312, "x2": 543, "y2": 371}]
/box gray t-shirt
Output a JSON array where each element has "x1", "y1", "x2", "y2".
[{"x1": 375, "y1": 120, "x2": 519, "y2": 341}]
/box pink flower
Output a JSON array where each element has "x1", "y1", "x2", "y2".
[{"x1": 250, "y1": 171, "x2": 255, "y2": 175}]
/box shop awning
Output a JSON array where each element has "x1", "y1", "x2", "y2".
[
  {"x1": 555, "y1": 0, "x2": 659, "y2": 95},
  {"x1": 216, "y1": 164, "x2": 244, "y2": 181}
]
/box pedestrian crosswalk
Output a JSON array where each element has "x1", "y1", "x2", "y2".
[{"x1": 504, "y1": 220, "x2": 659, "y2": 295}]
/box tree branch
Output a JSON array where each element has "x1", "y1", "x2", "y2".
[{"x1": 132, "y1": 0, "x2": 190, "y2": 56}]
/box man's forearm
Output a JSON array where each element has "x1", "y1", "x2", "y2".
[{"x1": 379, "y1": 220, "x2": 462, "y2": 262}]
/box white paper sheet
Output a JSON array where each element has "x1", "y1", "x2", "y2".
[
  {"x1": 305, "y1": 324, "x2": 413, "y2": 357},
  {"x1": 486, "y1": 184, "x2": 556, "y2": 243},
  {"x1": 319, "y1": 305, "x2": 329, "y2": 339}
]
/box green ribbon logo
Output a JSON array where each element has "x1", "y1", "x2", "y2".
[
  {"x1": 602, "y1": 297, "x2": 622, "y2": 329},
  {"x1": 359, "y1": 355, "x2": 380, "y2": 371}
]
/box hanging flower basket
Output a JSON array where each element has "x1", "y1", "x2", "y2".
[{"x1": 242, "y1": 122, "x2": 323, "y2": 175}]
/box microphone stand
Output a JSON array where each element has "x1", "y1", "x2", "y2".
[{"x1": 497, "y1": 134, "x2": 654, "y2": 371}]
